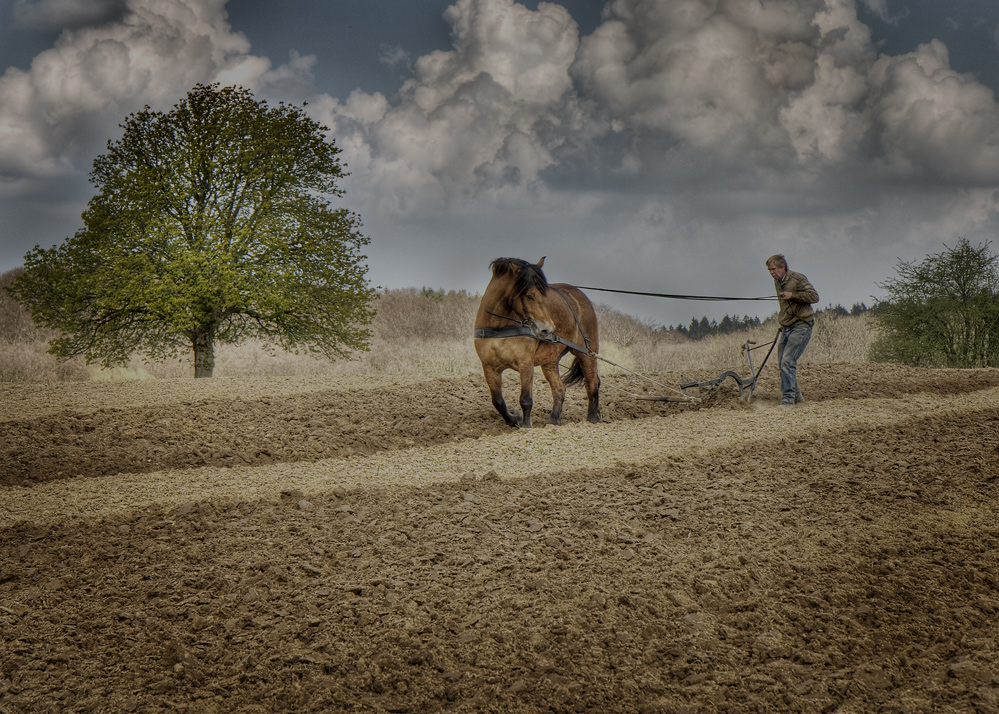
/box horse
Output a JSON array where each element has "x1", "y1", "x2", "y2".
[{"x1": 474, "y1": 257, "x2": 601, "y2": 428}]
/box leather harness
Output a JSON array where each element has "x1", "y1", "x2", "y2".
[{"x1": 474, "y1": 286, "x2": 592, "y2": 355}]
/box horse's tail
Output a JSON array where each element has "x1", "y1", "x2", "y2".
[{"x1": 563, "y1": 358, "x2": 585, "y2": 386}]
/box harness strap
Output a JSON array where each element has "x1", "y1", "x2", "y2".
[
  {"x1": 474, "y1": 324, "x2": 589, "y2": 352},
  {"x1": 544, "y1": 333, "x2": 591, "y2": 355},
  {"x1": 474, "y1": 325, "x2": 536, "y2": 339},
  {"x1": 550, "y1": 286, "x2": 591, "y2": 352}
]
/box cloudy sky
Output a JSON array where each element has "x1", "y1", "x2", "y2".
[{"x1": 1, "y1": 0, "x2": 998, "y2": 326}]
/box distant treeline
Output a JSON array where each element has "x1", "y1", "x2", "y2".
[{"x1": 665, "y1": 303, "x2": 869, "y2": 341}]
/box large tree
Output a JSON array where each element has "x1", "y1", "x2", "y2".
[
  {"x1": 9, "y1": 83, "x2": 374, "y2": 377},
  {"x1": 870, "y1": 238, "x2": 999, "y2": 368}
]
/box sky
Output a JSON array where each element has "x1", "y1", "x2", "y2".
[{"x1": 1, "y1": 0, "x2": 999, "y2": 328}]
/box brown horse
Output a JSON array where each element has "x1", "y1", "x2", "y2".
[{"x1": 474, "y1": 257, "x2": 601, "y2": 427}]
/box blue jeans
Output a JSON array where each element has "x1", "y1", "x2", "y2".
[{"x1": 777, "y1": 322, "x2": 812, "y2": 403}]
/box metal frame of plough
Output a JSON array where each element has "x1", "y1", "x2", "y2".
[{"x1": 678, "y1": 333, "x2": 779, "y2": 403}]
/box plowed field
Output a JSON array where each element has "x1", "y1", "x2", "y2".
[{"x1": 2, "y1": 363, "x2": 999, "y2": 713}]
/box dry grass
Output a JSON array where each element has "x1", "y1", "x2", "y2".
[
  {"x1": 0, "y1": 279, "x2": 875, "y2": 383},
  {"x1": 597, "y1": 308, "x2": 876, "y2": 375}
]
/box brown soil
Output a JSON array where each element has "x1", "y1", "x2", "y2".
[{"x1": 2, "y1": 362, "x2": 999, "y2": 713}]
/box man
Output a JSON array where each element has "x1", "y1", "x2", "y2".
[{"x1": 766, "y1": 255, "x2": 818, "y2": 407}]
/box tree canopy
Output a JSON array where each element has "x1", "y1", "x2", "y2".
[
  {"x1": 869, "y1": 238, "x2": 999, "y2": 368},
  {"x1": 9, "y1": 83, "x2": 374, "y2": 377}
]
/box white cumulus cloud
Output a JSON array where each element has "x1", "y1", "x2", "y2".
[
  {"x1": 869, "y1": 40, "x2": 999, "y2": 183},
  {"x1": 324, "y1": 0, "x2": 999, "y2": 211},
  {"x1": 572, "y1": 0, "x2": 822, "y2": 157},
  {"x1": 0, "y1": 0, "x2": 310, "y2": 183},
  {"x1": 319, "y1": 0, "x2": 583, "y2": 209}
]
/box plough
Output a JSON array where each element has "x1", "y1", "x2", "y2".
[
  {"x1": 530, "y1": 315, "x2": 780, "y2": 406},
  {"x1": 632, "y1": 331, "x2": 780, "y2": 404}
]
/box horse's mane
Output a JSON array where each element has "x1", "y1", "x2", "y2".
[{"x1": 489, "y1": 257, "x2": 549, "y2": 297}]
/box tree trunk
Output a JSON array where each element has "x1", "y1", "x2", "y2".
[{"x1": 193, "y1": 328, "x2": 215, "y2": 378}]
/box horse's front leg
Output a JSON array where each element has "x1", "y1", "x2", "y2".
[
  {"x1": 483, "y1": 365, "x2": 519, "y2": 427},
  {"x1": 540, "y1": 362, "x2": 566, "y2": 425},
  {"x1": 517, "y1": 364, "x2": 536, "y2": 428}
]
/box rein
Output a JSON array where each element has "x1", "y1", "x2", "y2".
[
  {"x1": 477, "y1": 275, "x2": 781, "y2": 405},
  {"x1": 479, "y1": 281, "x2": 552, "y2": 340},
  {"x1": 572, "y1": 286, "x2": 778, "y2": 302},
  {"x1": 478, "y1": 288, "x2": 593, "y2": 349},
  {"x1": 483, "y1": 308, "x2": 526, "y2": 325},
  {"x1": 476, "y1": 294, "x2": 697, "y2": 402}
]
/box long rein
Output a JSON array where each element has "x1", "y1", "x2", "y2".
[
  {"x1": 546, "y1": 284, "x2": 781, "y2": 402},
  {"x1": 479, "y1": 287, "x2": 696, "y2": 402}
]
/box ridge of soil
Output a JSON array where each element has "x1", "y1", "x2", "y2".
[
  {"x1": 4, "y1": 363, "x2": 999, "y2": 488},
  {"x1": 2, "y1": 362, "x2": 999, "y2": 714}
]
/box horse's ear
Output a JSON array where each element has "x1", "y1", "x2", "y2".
[{"x1": 537, "y1": 256, "x2": 546, "y2": 268}]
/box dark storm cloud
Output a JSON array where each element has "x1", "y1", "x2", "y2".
[{"x1": 14, "y1": 0, "x2": 127, "y2": 30}]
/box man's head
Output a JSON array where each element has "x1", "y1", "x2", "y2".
[{"x1": 766, "y1": 254, "x2": 787, "y2": 280}]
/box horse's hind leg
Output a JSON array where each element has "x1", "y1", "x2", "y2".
[
  {"x1": 540, "y1": 362, "x2": 566, "y2": 425},
  {"x1": 580, "y1": 354, "x2": 601, "y2": 423},
  {"x1": 483, "y1": 365, "x2": 519, "y2": 427}
]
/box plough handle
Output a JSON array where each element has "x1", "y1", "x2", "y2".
[{"x1": 747, "y1": 330, "x2": 781, "y2": 400}]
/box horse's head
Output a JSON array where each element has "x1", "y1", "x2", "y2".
[
  {"x1": 481, "y1": 257, "x2": 555, "y2": 338},
  {"x1": 490, "y1": 256, "x2": 548, "y2": 301}
]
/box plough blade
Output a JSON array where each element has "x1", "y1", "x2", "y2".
[
  {"x1": 680, "y1": 371, "x2": 757, "y2": 400},
  {"x1": 674, "y1": 333, "x2": 780, "y2": 403}
]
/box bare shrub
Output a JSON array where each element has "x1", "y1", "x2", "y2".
[
  {"x1": 0, "y1": 269, "x2": 36, "y2": 345},
  {"x1": 806, "y1": 312, "x2": 877, "y2": 363},
  {"x1": 0, "y1": 341, "x2": 89, "y2": 382},
  {"x1": 373, "y1": 288, "x2": 479, "y2": 342},
  {"x1": 1, "y1": 269, "x2": 91, "y2": 381}
]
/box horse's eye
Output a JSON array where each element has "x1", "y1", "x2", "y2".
[{"x1": 526, "y1": 294, "x2": 535, "y2": 301}]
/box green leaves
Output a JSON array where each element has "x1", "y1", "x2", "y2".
[
  {"x1": 870, "y1": 239, "x2": 999, "y2": 368},
  {"x1": 9, "y1": 83, "x2": 373, "y2": 377}
]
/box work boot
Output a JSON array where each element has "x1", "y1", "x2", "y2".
[
  {"x1": 795, "y1": 393, "x2": 804, "y2": 404},
  {"x1": 778, "y1": 399, "x2": 795, "y2": 407}
]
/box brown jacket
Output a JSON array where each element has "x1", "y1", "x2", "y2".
[{"x1": 774, "y1": 270, "x2": 818, "y2": 328}]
